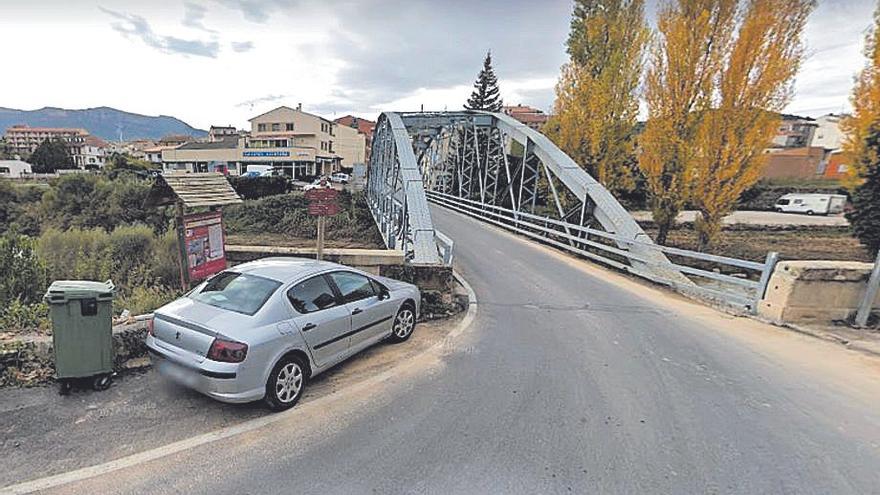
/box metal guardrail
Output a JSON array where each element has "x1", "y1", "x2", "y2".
[
  {"x1": 426, "y1": 190, "x2": 779, "y2": 313},
  {"x1": 434, "y1": 230, "x2": 455, "y2": 267},
  {"x1": 855, "y1": 250, "x2": 880, "y2": 327}
]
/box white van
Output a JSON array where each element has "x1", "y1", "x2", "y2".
[
  {"x1": 244, "y1": 164, "x2": 275, "y2": 176},
  {"x1": 774, "y1": 193, "x2": 847, "y2": 215}
]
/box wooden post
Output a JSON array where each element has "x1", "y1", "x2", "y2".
[
  {"x1": 316, "y1": 215, "x2": 325, "y2": 261},
  {"x1": 855, "y1": 250, "x2": 880, "y2": 328},
  {"x1": 175, "y1": 202, "x2": 190, "y2": 291}
]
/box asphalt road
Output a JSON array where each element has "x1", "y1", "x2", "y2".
[{"x1": 31, "y1": 206, "x2": 880, "y2": 494}]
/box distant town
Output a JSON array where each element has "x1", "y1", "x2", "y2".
[{"x1": 0, "y1": 104, "x2": 848, "y2": 184}]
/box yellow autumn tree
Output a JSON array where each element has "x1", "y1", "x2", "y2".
[
  {"x1": 690, "y1": 0, "x2": 815, "y2": 250},
  {"x1": 841, "y1": 2, "x2": 880, "y2": 186},
  {"x1": 638, "y1": 0, "x2": 737, "y2": 245},
  {"x1": 545, "y1": 0, "x2": 649, "y2": 195}
]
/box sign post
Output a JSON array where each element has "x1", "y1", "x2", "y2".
[{"x1": 304, "y1": 185, "x2": 340, "y2": 261}]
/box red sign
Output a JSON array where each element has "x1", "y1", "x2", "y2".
[
  {"x1": 308, "y1": 203, "x2": 340, "y2": 216},
  {"x1": 305, "y1": 186, "x2": 339, "y2": 217},
  {"x1": 183, "y1": 211, "x2": 227, "y2": 282},
  {"x1": 304, "y1": 187, "x2": 338, "y2": 202}
]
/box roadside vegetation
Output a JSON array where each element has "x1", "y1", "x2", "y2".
[
  {"x1": 0, "y1": 169, "x2": 381, "y2": 336},
  {"x1": 542, "y1": 0, "x2": 879, "y2": 260}
]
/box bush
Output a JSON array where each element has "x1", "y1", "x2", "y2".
[
  {"x1": 0, "y1": 298, "x2": 49, "y2": 334},
  {"x1": 114, "y1": 285, "x2": 179, "y2": 316},
  {"x1": 37, "y1": 228, "x2": 113, "y2": 284},
  {"x1": 228, "y1": 176, "x2": 290, "y2": 199},
  {"x1": 39, "y1": 173, "x2": 172, "y2": 234},
  {"x1": 847, "y1": 159, "x2": 880, "y2": 254},
  {"x1": 224, "y1": 191, "x2": 382, "y2": 244},
  {"x1": 0, "y1": 234, "x2": 47, "y2": 306}
]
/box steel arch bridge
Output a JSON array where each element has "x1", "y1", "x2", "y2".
[{"x1": 365, "y1": 110, "x2": 776, "y2": 312}]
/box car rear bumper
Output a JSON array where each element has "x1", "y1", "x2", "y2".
[{"x1": 146, "y1": 336, "x2": 264, "y2": 404}]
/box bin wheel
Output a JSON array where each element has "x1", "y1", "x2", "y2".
[
  {"x1": 58, "y1": 380, "x2": 72, "y2": 396},
  {"x1": 92, "y1": 374, "x2": 112, "y2": 391}
]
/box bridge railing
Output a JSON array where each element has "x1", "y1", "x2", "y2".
[{"x1": 426, "y1": 190, "x2": 778, "y2": 313}]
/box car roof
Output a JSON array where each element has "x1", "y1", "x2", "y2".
[{"x1": 232, "y1": 257, "x2": 352, "y2": 283}]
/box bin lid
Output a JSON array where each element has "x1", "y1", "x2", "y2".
[{"x1": 44, "y1": 280, "x2": 116, "y2": 304}]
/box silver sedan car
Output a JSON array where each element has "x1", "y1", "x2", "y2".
[{"x1": 146, "y1": 258, "x2": 420, "y2": 411}]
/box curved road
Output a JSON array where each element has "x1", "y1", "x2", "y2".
[{"x1": 38, "y1": 206, "x2": 880, "y2": 494}]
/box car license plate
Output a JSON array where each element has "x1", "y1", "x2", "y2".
[{"x1": 158, "y1": 359, "x2": 200, "y2": 388}]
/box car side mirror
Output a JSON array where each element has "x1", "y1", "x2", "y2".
[{"x1": 378, "y1": 286, "x2": 390, "y2": 300}]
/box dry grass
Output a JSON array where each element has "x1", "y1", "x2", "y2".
[{"x1": 642, "y1": 225, "x2": 872, "y2": 263}]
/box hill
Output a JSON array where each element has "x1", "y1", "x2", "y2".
[{"x1": 0, "y1": 106, "x2": 207, "y2": 141}]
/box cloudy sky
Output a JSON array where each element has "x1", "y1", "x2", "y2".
[{"x1": 0, "y1": 0, "x2": 875, "y2": 131}]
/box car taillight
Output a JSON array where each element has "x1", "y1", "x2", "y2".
[
  {"x1": 207, "y1": 338, "x2": 248, "y2": 363},
  {"x1": 146, "y1": 317, "x2": 154, "y2": 337}
]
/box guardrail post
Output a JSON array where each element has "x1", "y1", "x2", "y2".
[
  {"x1": 855, "y1": 250, "x2": 880, "y2": 328},
  {"x1": 754, "y1": 251, "x2": 779, "y2": 314}
]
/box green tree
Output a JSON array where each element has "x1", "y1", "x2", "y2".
[
  {"x1": 465, "y1": 51, "x2": 503, "y2": 112},
  {"x1": 847, "y1": 122, "x2": 880, "y2": 254},
  {"x1": 544, "y1": 0, "x2": 649, "y2": 194},
  {"x1": 27, "y1": 138, "x2": 75, "y2": 173},
  {"x1": 0, "y1": 137, "x2": 13, "y2": 160}
]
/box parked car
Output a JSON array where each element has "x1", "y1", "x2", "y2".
[
  {"x1": 302, "y1": 178, "x2": 332, "y2": 191},
  {"x1": 774, "y1": 193, "x2": 847, "y2": 215},
  {"x1": 241, "y1": 171, "x2": 261, "y2": 178},
  {"x1": 146, "y1": 259, "x2": 420, "y2": 411},
  {"x1": 330, "y1": 172, "x2": 350, "y2": 184}
]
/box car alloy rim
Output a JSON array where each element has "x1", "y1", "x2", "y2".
[
  {"x1": 275, "y1": 363, "x2": 303, "y2": 403},
  {"x1": 394, "y1": 309, "x2": 415, "y2": 338}
]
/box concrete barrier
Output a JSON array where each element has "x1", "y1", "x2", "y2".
[
  {"x1": 225, "y1": 245, "x2": 453, "y2": 291},
  {"x1": 226, "y1": 245, "x2": 405, "y2": 275},
  {"x1": 758, "y1": 260, "x2": 880, "y2": 324}
]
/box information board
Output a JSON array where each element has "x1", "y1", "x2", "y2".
[{"x1": 183, "y1": 211, "x2": 227, "y2": 281}]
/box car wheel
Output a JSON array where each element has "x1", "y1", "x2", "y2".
[
  {"x1": 806, "y1": 210, "x2": 814, "y2": 215},
  {"x1": 264, "y1": 355, "x2": 307, "y2": 411},
  {"x1": 388, "y1": 304, "x2": 417, "y2": 343}
]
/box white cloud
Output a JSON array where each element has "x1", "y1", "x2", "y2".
[{"x1": 0, "y1": 0, "x2": 875, "y2": 132}]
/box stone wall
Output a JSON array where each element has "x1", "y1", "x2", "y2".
[{"x1": 758, "y1": 261, "x2": 880, "y2": 324}]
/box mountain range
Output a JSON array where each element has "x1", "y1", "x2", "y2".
[{"x1": 0, "y1": 106, "x2": 207, "y2": 142}]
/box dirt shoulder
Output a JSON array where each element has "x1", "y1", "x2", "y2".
[{"x1": 0, "y1": 312, "x2": 465, "y2": 488}]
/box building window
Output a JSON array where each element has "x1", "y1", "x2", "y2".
[
  {"x1": 271, "y1": 123, "x2": 281, "y2": 132},
  {"x1": 258, "y1": 123, "x2": 267, "y2": 132},
  {"x1": 286, "y1": 123, "x2": 294, "y2": 131}
]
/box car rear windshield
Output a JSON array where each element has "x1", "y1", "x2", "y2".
[{"x1": 190, "y1": 272, "x2": 281, "y2": 315}]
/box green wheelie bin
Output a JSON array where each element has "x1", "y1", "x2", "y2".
[{"x1": 43, "y1": 280, "x2": 116, "y2": 394}]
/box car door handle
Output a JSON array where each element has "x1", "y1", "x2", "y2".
[
  {"x1": 351, "y1": 308, "x2": 363, "y2": 315},
  {"x1": 302, "y1": 323, "x2": 317, "y2": 332}
]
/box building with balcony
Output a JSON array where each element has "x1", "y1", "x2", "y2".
[
  {"x1": 3, "y1": 125, "x2": 88, "y2": 156},
  {"x1": 161, "y1": 105, "x2": 365, "y2": 178}
]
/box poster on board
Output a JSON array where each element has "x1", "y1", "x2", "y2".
[{"x1": 183, "y1": 211, "x2": 227, "y2": 282}]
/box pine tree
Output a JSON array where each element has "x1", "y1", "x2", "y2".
[
  {"x1": 465, "y1": 51, "x2": 503, "y2": 112},
  {"x1": 848, "y1": 122, "x2": 880, "y2": 254},
  {"x1": 27, "y1": 138, "x2": 75, "y2": 173}
]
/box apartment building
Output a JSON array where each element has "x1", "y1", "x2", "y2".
[
  {"x1": 2, "y1": 125, "x2": 112, "y2": 168},
  {"x1": 161, "y1": 105, "x2": 363, "y2": 177},
  {"x1": 3, "y1": 125, "x2": 88, "y2": 156},
  {"x1": 769, "y1": 114, "x2": 818, "y2": 149}
]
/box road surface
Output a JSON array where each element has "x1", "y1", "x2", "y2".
[
  {"x1": 22, "y1": 206, "x2": 880, "y2": 494},
  {"x1": 631, "y1": 210, "x2": 849, "y2": 226}
]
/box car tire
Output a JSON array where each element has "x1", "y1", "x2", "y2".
[
  {"x1": 388, "y1": 303, "x2": 417, "y2": 343},
  {"x1": 806, "y1": 210, "x2": 814, "y2": 215},
  {"x1": 264, "y1": 355, "x2": 308, "y2": 412}
]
